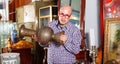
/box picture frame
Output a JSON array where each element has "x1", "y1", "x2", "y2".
[{"x1": 104, "y1": 18, "x2": 120, "y2": 64}]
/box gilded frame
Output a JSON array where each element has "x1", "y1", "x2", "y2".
[{"x1": 104, "y1": 18, "x2": 120, "y2": 64}]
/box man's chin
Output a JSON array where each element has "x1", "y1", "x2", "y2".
[{"x1": 60, "y1": 23, "x2": 67, "y2": 26}]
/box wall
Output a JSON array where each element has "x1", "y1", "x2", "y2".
[{"x1": 85, "y1": 0, "x2": 100, "y2": 49}]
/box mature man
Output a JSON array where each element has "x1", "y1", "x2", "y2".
[{"x1": 33, "y1": 5, "x2": 81, "y2": 64}]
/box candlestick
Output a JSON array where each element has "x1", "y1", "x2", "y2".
[
  {"x1": 89, "y1": 28, "x2": 96, "y2": 46},
  {"x1": 89, "y1": 45, "x2": 97, "y2": 64}
]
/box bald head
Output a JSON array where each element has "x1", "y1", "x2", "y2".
[
  {"x1": 58, "y1": 5, "x2": 72, "y2": 25},
  {"x1": 59, "y1": 5, "x2": 72, "y2": 15}
]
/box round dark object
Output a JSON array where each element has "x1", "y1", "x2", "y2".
[{"x1": 38, "y1": 26, "x2": 54, "y2": 45}]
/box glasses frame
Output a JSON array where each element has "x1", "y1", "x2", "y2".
[{"x1": 58, "y1": 12, "x2": 71, "y2": 19}]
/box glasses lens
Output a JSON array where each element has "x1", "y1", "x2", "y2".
[{"x1": 59, "y1": 13, "x2": 70, "y2": 18}]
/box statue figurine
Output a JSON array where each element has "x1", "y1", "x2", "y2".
[{"x1": 6, "y1": 35, "x2": 13, "y2": 52}]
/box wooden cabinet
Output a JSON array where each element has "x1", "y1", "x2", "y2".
[
  {"x1": 15, "y1": 1, "x2": 52, "y2": 23},
  {"x1": 16, "y1": 5, "x2": 36, "y2": 23},
  {"x1": 2, "y1": 48, "x2": 32, "y2": 64},
  {"x1": 12, "y1": 48, "x2": 32, "y2": 64},
  {"x1": 16, "y1": 7, "x2": 24, "y2": 23},
  {"x1": 9, "y1": 0, "x2": 31, "y2": 21}
]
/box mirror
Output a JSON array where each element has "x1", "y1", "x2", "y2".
[{"x1": 60, "y1": 0, "x2": 81, "y2": 29}]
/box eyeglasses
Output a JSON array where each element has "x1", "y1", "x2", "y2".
[{"x1": 59, "y1": 12, "x2": 71, "y2": 18}]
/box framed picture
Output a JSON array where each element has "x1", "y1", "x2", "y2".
[{"x1": 104, "y1": 18, "x2": 120, "y2": 64}]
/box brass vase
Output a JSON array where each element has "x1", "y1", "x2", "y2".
[{"x1": 19, "y1": 25, "x2": 64, "y2": 45}]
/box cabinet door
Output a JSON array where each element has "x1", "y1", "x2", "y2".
[
  {"x1": 39, "y1": 18, "x2": 49, "y2": 28},
  {"x1": 39, "y1": 5, "x2": 58, "y2": 28}
]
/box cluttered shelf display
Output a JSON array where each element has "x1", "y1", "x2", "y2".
[
  {"x1": 0, "y1": 22, "x2": 15, "y2": 53},
  {"x1": 0, "y1": 21, "x2": 34, "y2": 64}
]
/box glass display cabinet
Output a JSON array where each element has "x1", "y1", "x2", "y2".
[
  {"x1": 38, "y1": 5, "x2": 58, "y2": 28},
  {"x1": 0, "y1": 22, "x2": 17, "y2": 53}
]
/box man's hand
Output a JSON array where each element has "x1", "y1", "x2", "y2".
[
  {"x1": 32, "y1": 34, "x2": 39, "y2": 42},
  {"x1": 60, "y1": 34, "x2": 67, "y2": 44}
]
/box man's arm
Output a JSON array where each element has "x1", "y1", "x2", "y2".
[{"x1": 63, "y1": 29, "x2": 81, "y2": 54}]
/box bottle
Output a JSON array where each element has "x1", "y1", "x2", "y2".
[{"x1": 10, "y1": 23, "x2": 18, "y2": 43}]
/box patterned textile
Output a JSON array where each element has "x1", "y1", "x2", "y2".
[{"x1": 47, "y1": 20, "x2": 82, "y2": 64}]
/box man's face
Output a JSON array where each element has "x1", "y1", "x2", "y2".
[{"x1": 58, "y1": 9, "x2": 71, "y2": 25}]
